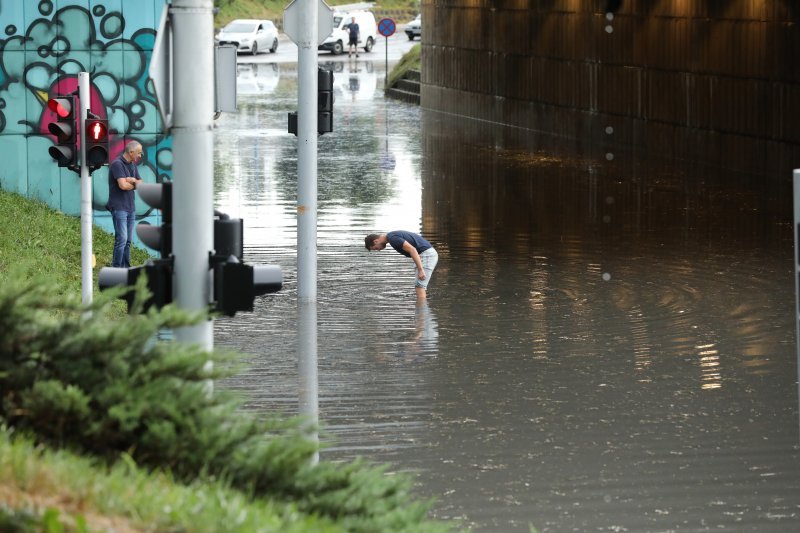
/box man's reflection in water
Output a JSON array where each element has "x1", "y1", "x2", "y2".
[{"x1": 398, "y1": 302, "x2": 439, "y2": 361}]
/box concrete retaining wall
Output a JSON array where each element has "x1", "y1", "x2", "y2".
[{"x1": 420, "y1": 0, "x2": 800, "y2": 177}]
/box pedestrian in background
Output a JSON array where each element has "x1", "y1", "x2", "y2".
[
  {"x1": 347, "y1": 16, "x2": 360, "y2": 57},
  {"x1": 107, "y1": 141, "x2": 143, "y2": 267},
  {"x1": 365, "y1": 230, "x2": 439, "y2": 302}
]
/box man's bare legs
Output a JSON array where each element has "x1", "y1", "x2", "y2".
[{"x1": 416, "y1": 286, "x2": 427, "y2": 302}]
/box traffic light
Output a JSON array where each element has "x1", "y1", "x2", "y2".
[
  {"x1": 136, "y1": 182, "x2": 172, "y2": 258},
  {"x1": 287, "y1": 68, "x2": 333, "y2": 136},
  {"x1": 47, "y1": 95, "x2": 77, "y2": 168},
  {"x1": 84, "y1": 113, "x2": 109, "y2": 170},
  {"x1": 98, "y1": 260, "x2": 173, "y2": 312},
  {"x1": 212, "y1": 210, "x2": 282, "y2": 316},
  {"x1": 318, "y1": 67, "x2": 333, "y2": 134}
]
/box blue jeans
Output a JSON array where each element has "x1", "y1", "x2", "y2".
[{"x1": 111, "y1": 210, "x2": 136, "y2": 267}]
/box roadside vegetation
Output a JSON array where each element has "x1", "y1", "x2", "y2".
[
  {"x1": 0, "y1": 189, "x2": 149, "y2": 317},
  {"x1": 213, "y1": 0, "x2": 420, "y2": 28},
  {"x1": 0, "y1": 189, "x2": 449, "y2": 531},
  {"x1": 387, "y1": 42, "x2": 421, "y2": 89}
]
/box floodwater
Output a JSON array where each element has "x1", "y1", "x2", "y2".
[{"x1": 213, "y1": 58, "x2": 800, "y2": 531}]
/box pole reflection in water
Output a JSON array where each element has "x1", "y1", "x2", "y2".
[{"x1": 298, "y1": 301, "x2": 319, "y2": 465}]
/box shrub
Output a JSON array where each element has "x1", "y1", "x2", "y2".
[{"x1": 0, "y1": 273, "x2": 446, "y2": 532}]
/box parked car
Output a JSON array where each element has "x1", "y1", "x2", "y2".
[
  {"x1": 216, "y1": 19, "x2": 279, "y2": 55},
  {"x1": 405, "y1": 14, "x2": 421, "y2": 40},
  {"x1": 319, "y1": 10, "x2": 377, "y2": 55}
]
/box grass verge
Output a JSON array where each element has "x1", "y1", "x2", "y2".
[
  {"x1": 387, "y1": 43, "x2": 420, "y2": 89},
  {"x1": 0, "y1": 427, "x2": 336, "y2": 532},
  {"x1": 0, "y1": 189, "x2": 149, "y2": 302}
]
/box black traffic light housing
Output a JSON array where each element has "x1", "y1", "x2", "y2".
[
  {"x1": 287, "y1": 67, "x2": 334, "y2": 136},
  {"x1": 318, "y1": 67, "x2": 333, "y2": 134},
  {"x1": 211, "y1": 210, "x2": 282, "y2": 316},
  {"x1": 84, "y1": 113, "x2": 109, "y2": 171},
  {"x1": 98, "y1": 260, "x2": 173, "y2": 312},
  {"x1": 100, "y1": 199, "x2": 282, "y2": 317},
  {"x1": 136, "y1": 181, "x2": 173, "y2": 258},
  {"x1": 47, "y1": 95, "x2": 77, "y2": 169}
]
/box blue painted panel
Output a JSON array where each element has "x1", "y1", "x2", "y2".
[
  {"x1": 92, "y1": 45, "x2": 125, "y2": 154},
  {"x1": 22, "y1": 0, "x2": 52, "y2": 51},
  {"x1": 54, "y1": 0, "x2": 91, "y2": 53},
  {"x1": 92, "y1": 165, "x2": 111, "y2": 210},
  {"x1": 134, "y1": 151, "x2": 158, "y2": 215},
  {"x1": 122, "y1": 0, "x2": 159, "y2": 49},
  {"x1": 25, "y1": 46, "x2": 59, "y2": 112},
  {"x1": 0, "y1": 51, "x2": 32, "y2": 135},
  {"x1": 145, "y1": 75, "x2": 165, "y2": 135},
  {"x1": 0, "y1": 1, "x2": 26, "y2": 48},
  {"x1": 0, "y1": 135, "x2": 30, "y2": 195},
  {"x1": 59, "y1": 170, "x2": 81, "y2": 215},
  {"x1": 0, "y1": 28, "x2": 25, "y2": 91},
  {"x1": 27, "y1": 134, "x2": 62, "y2": 209},
  {"x1": 89, "y1": 0, "x2": 124, "y2": 44},
  {"x1": 154, "y1": 133, "x2": 173, "y2": 182},
  {"x1": 135, "y1": 50, "x2": 162, "y2": 137}
]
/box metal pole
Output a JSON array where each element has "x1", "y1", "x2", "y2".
[
  {"x1": 171, "y1": 0, "x2": 215, "y2": 350},
  {"x1": 78, "y1": 72, "x2": 92, "y2": 307},
  {"x1": 384, "y1": 35, "x2": 388, "y2": 89},
  {"x1": 794, "y1": 170, "x2": 800, "y2": 441},
  {"x1": 298, "y1": 301, "x2": 319, "y2": 464},
  {"x1": 296, "y1": 0, "x2": 319, "y2": 303}
]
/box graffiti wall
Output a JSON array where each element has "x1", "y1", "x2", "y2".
[{"x1": 0, "y1": 0, "x2": 170, "y2": 236}]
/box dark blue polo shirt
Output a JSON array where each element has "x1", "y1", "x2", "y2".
[
  {"x1": 107, "y1": 154, "x2": 140, "y2": 212},
  {"x1": 387, "y1": 231, "x2": 432, "y2": 257}
]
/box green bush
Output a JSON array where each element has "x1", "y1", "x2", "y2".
[{"x1": 0, "y1": 273, "x2": 447, "y2": 532}]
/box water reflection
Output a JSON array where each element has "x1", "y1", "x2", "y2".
[
  {"x1": 236, "y1": 62, "x2": 280, "y2": 95},
  {"x1": 214, "y1": 66, "x2": 800, "y2": 531},
  {"x1": 415, "y1": 302, "x2": 438, "y2": 353},
  {"x1": 395, "y1": 302, "x2": 439, "y2": 361}
]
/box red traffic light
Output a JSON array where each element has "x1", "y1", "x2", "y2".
[
  {"x1": 47, "y1": 97, "x2": 73, "y2": 118},
  {"x1": 47, "y1": 95, "x2": 76, "y2": 168},
  {"x1": 84, "y1": 117, "x2": 109, "y2": 170},
  {"x1": 87, "y1": 119, "x2": 108, "y2": 141}
]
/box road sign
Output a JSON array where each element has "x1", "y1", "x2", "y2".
[
  {"x1": 149, "y1": 2, "x2": 172, "y2": 132},
  {"x1": 378, "y1": 18, "x2": 396, "y2": 37},
  {"x1": 284, "y1": 0, "x2": 334, "y2": 45}
]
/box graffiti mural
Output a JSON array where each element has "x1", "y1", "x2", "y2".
[{"x1": 0, "y1": 0, "x2": 169, "y2": 235}]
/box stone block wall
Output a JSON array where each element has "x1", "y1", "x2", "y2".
[{"x1": 420, "y1": 0, "x2": 800, "y2": 177}]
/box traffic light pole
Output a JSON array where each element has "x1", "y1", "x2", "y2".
[
  {"x1": 172, "y1": 0, "x2": 215, "y2": 349},
  {"x1": 296, "y1": 0, "x2": 319, "y2": 303},
  {"x1": 78, "y1": 72, "x2": 93, "y2": 307},
  {"x1": 298, "y1": 301, "x2": 319, "y2": 465},
  {"x1": 285, "y1": 0, "x2": 333, "y2": 302}
]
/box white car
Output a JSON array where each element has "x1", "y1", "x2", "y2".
[
  {"x1": 405, "y1": 14, "x2": 421, "y2": 40},
  {"x1": 216, "y1": 19, "x2": 279, "y2": 55}
]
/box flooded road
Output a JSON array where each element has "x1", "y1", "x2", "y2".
[{"x1": 213, "y1": 57, "x2": 800, "y2": 531}]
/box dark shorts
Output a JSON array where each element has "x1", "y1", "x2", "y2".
[{"x1": 348, "y1": 36, "x2": 358, "y2": 46}]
